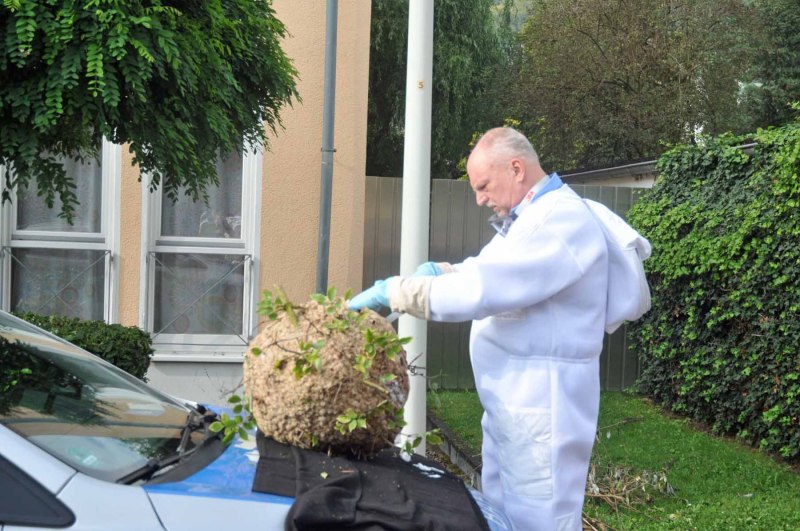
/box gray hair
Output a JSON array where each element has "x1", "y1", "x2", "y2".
[{"x1": 475, "y1": 127, "x2": 540, "y2": 167}]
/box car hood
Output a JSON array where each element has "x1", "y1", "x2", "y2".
[
  {"x1": 144, "y1": 433, "x2": 513, "y2": 531},
  {"x1": 144, "y1": 433, "x2": 291, "y2": 504},
  {"x1": 143, "y1": 435, "x2": 292, "y2": 531}
]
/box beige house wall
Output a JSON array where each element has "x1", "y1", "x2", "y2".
[
  {"x1": 261, "y1": 1, "x2": 371, "y2": 302},
  {"x1": 117, "y1": 150, "x2": 142, "y2": 327}
]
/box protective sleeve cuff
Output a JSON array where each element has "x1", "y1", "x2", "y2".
[
  {"x1": 435, "y1": 262, "x2": 455, "y2": 274},
  {"x1": 387, "y1": 276, "x2": 433, "y2": 319}
]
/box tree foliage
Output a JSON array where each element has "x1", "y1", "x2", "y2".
[
  {"x1": 740, "y1": 0, "x2": 800, "y2": 129},
  {"x1": 1, "y1": 0, "x2": 299, "y2": 221},
  {"x1": 507, "y1": 0, "x2": 758, "y2": 171},
  {"x1": 627, "y1": 113, "x2": 800, "y2": 460},
  {"x1": 366, "y1": 0, "x2": 511, "y2": 179}
]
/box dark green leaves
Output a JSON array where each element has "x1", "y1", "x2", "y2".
[
  {"x1": 1, "y1": 0, "x2": 299, "y2": 222},
  {"x1": 15, "y1": 311, "x2": 154, "y2": 380},
  {"x1": 628, "y1": 118, "x2": 800, "y2": 460}
]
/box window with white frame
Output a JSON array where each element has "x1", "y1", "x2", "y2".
[
  {"x1": 0, "y1": 141, "x2": 121, "y2": 322},
  {"x1": 142, "y1": 150, "x2": 261, "y2": 352}
]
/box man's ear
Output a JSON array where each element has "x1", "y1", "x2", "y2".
[{"x1": 511, "y1": 159, "x2": 525, "y2": 182}]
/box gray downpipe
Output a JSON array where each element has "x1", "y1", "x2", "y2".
[{"x1": 315, "y1": 0, "x2": 338, "y2": 294}]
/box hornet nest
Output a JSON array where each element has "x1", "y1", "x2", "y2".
[{"x1": 244, "y1": 289, "x2": 410, "y2": 457}]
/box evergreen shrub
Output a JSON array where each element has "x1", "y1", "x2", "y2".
[
  {"x1": 627, "y1": 116, "x2": 800, "y2": 460},
  {"x1": 14, "y1": 312, "x2": 154, "y2": 380}
]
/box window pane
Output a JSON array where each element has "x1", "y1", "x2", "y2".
[
  {"x1": 16, "y1": 155, "x2": 103, "y2": 233},
  {"x1": 153, "y1": 253, "x2": 245, "y2": 335},
  {"x1": 10, "y1": 249, "x2": 106, "y2": 321},
  {"x1": 160, "y1": 154, "x2": 243, "y2": 239}
]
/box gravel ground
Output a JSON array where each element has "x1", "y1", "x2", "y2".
[{"x1": 426, "y1": 445, "x2": 472, "y2": 483}]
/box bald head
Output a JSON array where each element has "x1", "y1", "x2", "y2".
[
  {"x1": 466, "y1": 127, "x2": 547, "y2": 217},
  {"x1": 471, "y1": 127, "x2": 541, "y2": 169}
]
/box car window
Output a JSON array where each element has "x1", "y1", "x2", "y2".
[
  {"x1": 0, "y1": 453, "x2": 75, "y2": 527},
  {"x1": 1, "y1": 324, "x2": 205, "y2": 483}
]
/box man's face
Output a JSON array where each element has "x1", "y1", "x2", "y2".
[{"x1": 467, "y1": 149, "x2": 521, "y2": 218}]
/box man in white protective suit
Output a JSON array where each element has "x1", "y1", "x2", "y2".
[{"x1": 349, "y1": 127, "x2": 615, "y2": 530}]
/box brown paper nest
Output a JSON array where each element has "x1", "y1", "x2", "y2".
[{"x1": 244, "y1": 300, "x2": 409, "y2": 456}]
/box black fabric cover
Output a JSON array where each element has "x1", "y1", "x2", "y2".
[{"x1": 253, "y1": 432, "x2": 490, "y2": 531}]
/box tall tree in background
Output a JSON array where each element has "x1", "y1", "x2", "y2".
[
  {"x1": 741, "y1": 0, "x2": 800, "y2": 128},
  {"x1": 1, "y1": 0, "x2": 298, "y2": 221},
  {"x1": 507, "y1": 0, "x2": 757, "y2": 171},
  {"x1": 366, "y1": 0, "x2": 510, "y2": 179}
]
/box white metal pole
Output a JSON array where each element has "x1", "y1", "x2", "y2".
[
  {"x1": 316, "y1": 0, "x2": 338, "y2": 294},
  {"x1": 399, "y1": 0, "x2": 433, "y2": 455}
]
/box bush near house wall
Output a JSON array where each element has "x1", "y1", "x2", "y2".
[
  {"x1": 627, "y1": 115, "x2": 800, "y2": 460},
  {"x1": 14, "y1": 312, "x2": 154, "y2": 381}
]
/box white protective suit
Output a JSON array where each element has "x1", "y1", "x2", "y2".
[{"x1": 389, "y1": 179, "x2": 608, "y2": 531}]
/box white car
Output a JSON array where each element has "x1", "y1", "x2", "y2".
[{"x1": 0, "y1": 311, "x2": 511, "y2": 530}]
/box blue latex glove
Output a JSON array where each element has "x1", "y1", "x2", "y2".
[
  {"x1": 412, "y1": 261, "x2": 441, "y2": 277},
  {"x1": 348, "y1": 279, "x2": 390, "y2": 311}
]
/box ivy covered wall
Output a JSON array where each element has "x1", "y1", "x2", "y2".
[{"x1": 628, "y1": 114, "x2": 800, "y2": 460}]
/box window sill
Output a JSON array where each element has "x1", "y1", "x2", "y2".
[
  {"x1": 151, "y1": 354, "x2": 244, "y2": 363},
  {"x1": 151, "y1": 346, "x2": 246, "y2": 363}
]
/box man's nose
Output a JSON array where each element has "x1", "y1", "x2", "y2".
[{"x1": 475, "y1": 191, "x2": 488, "y2": 206}]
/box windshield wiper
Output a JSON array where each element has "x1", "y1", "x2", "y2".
[
  {"x1": 118, "y1": 405, "x2": 220, "y2": 485},
  {"x1": 117, "y1": 454, "x2": 184, "y2": 485},
  {"x1": 176, "y1": 406, "x2": 202, "y2": 454},
  {"x1": 176, "y1": 404, "x2": 221, "y2": 453}
]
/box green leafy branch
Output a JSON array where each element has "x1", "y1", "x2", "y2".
[
  {"x1": 1, "y1": 0, "x2": 299, "y2": 223},
  {"x1": 292, "y1": 339, "x2": 325, "y2": 379},
  {"x1": 386, "y1": 402, "x2": 406, "y2": 431},
  {"x1": 400, "y1": 429, "x2": 444, "y2": 457},
  {"x1": 334, "y1": 400, "x2": 443, "y2": 459},
  {"x1": 362, "y1": 328, "x2": 412, "y2": 362},
  {"x1": 257, "y1": 287, "x2": 298, "y2": 325},
  {"x1": 352, "y1": 330, "x2": 410, "y2": 401},
  {"x1": 335, "y1": 409, "x2": 367, "y2": 434},
  {"x1": 312, "y1": 287, "x2": 366, "y2": 333},
  {"x1": 208, "y1": 394, "x2": 256, "y2": 444}
]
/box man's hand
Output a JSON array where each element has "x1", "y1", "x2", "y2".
[
  {"x1": 348, "y1": 279, "x2": 390, "y2": 311},
  {"x1": 412, "y1": 262, "x2": 441, "y2": 277}
]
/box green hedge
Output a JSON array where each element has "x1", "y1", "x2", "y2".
[
  {"x1": 627, "y1": 116, "x2": 800, "y2": 460},
  {"x1": 14, "y1": 312, "x2": 154, "y2": 381}
]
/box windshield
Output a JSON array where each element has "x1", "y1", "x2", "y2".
[{"x1": 0, "y1": 314, "x2": 206, "y2": 482}]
